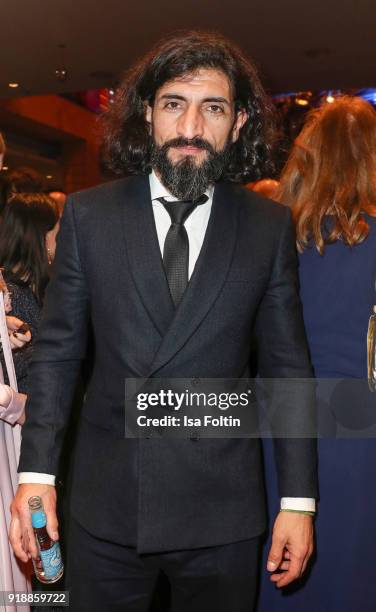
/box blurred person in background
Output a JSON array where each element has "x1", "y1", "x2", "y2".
[
  {"x1": 0, "y1": 131, "x2": 33, "y2": 609},
  {"x1": 0, "y1": 277, "x2": 32, "y2": 612},
  {"x1": 7, "y1": 167, "x2": 46, "y2": 194},
  {"x1": 1, "y1": 190, "x2": 79, "y2": 610},
  {"x1": 0, "y1": 138, "x2": 32, "y2": 421},
  {"x1": 258, "y1": 96, "x2": 376, "y2": 612},
  {"x1": 0, "y1": 192, "x2": 58, "y2": 610},
  {"x1": 0, "y1": 192, "x2": 59, "y2": 393},
  {"x1": 1, "y1": 165, "x2": 46, "y2": 219}
]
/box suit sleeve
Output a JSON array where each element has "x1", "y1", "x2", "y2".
[
  {"x1": 254, "y1": 207, "x2": 318, "y2": 498},
  {"x1": 18, "y1": 196, "x2": 90, "y2": 475}
]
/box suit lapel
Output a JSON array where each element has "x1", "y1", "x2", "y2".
[
  {"x1": 121, "y1": 175, "x2": 175, "y2": 337},
  {"x1": 149, "y1": 182, "x2": 240, "y2": 375}
]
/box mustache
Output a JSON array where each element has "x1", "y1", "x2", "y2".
[{"x1": 161, "y1": 137, "x2": 216, "y2": 156}]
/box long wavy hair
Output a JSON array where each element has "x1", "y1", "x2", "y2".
[
  {"x1": 276, "y1": 96, "x2": 376, "y2": 253},
  {"x1": 0, "y1": 192, "x2": 58, "y2": 304},
  {"x1": 101, "y1": 30, "x2": 277, "y2": 183}
]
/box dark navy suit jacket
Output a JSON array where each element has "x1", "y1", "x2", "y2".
[{"x1": 19, "y1": 176, "x2": 317, "y2": 553}]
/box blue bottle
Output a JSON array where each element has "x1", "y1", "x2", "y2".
[{"x1": 28, "y1": 496, "x2": 64, "y2": 583}]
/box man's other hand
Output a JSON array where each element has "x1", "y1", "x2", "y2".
[
  {"x1": 9, "y1": 484, "x2": 58, "y2": 563},
  {"x1": 266, "y1": 511, "x2": 314, "y2": 588}
]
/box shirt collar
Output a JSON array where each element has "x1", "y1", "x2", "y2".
[{"x1": 149, "y1": 169, "x2": 214, "y2": 203}]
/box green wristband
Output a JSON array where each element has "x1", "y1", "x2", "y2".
[{"x1": 280, "y1": 509, "x2": 315, "y2": 517}]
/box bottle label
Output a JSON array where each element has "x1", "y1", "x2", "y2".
[{"x1": 39, "y1": 542, "x2": 63, "y2": 579}]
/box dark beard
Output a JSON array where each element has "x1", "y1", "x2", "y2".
[{"x1": 150, "y1": 136, "x2": 232, "y2": 201}]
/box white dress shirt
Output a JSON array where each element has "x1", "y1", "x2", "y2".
[
  {"x1": 19, "y1": 171, "x2": 315, "y2": 513},
  {"x1": 150, "y1": 169, "x2": 214, "y2": 280}
]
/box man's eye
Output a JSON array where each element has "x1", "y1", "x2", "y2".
[
  {"x1": 207, "y1": 105, "x2": 224, "y2": 114},
  {"x1": 165, "y1": 101, "x2": 180, "y2": 110}
]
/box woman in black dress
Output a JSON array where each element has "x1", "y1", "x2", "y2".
[{"x1": 0, "y1": 192, "x2": 59, "y2": 393}]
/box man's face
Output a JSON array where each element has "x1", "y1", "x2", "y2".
[
  {"x1": 145, "y1": 68, "x2": 247, "y2": 199},
  {"x1": 146, "y1": 68, "x2": 246, "y2": 165}
]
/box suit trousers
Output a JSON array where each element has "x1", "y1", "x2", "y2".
[{"x1": 65, "y1": 516, "x2": 261, "y2": 612}]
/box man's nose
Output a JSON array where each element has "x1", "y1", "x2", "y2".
[{"x1": 176, "y1": 105, "x2": 204, "y2": 140}]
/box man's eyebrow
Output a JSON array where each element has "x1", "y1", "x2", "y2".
[
  {"x1": 202, "y1": 97, "x2": 231, "y2": 106},
  {"x1": 158, "y1": 94, "x2": 231, "y2": 106},
  {"x1": 159, "y1": 94, "x2": 187, "y2": 102}
]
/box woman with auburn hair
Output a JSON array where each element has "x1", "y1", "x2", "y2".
[
  {"x1": 279, "y1": 95, "x2": 376, "y2": 254},
  {"x1": 258, "y1": 96, "x2": 376, "y2": 612}
]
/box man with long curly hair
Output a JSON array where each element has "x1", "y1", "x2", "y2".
[{"x1": 11, "y1": 32, "x2": 317, "y2": 611}]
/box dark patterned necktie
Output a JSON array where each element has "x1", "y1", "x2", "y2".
[{"x1": 157, "y1": 194, "x2": 208, "y2": 306}]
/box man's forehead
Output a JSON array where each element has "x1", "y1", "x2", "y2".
[{"x1": 155, "y1": 68, "x2": 233, "y2": 99}]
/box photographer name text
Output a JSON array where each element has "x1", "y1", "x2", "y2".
[{"x1": 137, "y1": 415, "x2": 241, "y2": 428}]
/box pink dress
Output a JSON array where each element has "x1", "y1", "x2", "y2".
[{"x1": 0, "y1": 369, "x2": 32, "y2": 612}]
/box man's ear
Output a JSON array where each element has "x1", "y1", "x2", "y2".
[
  {"x1": 231, "y1": 109, "x2": 248, "y2": 143},
  {"x1": 145, "y1": 102, "x2": 152, "y2": 133}
]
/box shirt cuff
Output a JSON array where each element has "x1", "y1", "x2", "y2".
[
  {"x1": 280, "y1": 497, "x2": 316, "y2": 513},
  {"x1": 18, "y1": 472, "x2": 56, "y2": 486}
]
